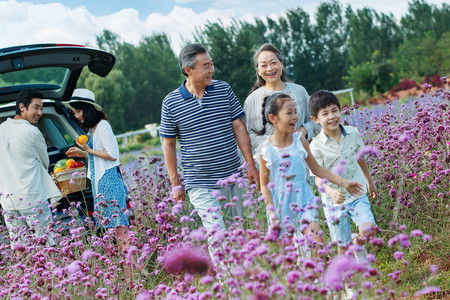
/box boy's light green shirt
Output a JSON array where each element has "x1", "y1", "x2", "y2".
[{"x1": 309, "y1": 125, "x2": 367, "y2": 206}]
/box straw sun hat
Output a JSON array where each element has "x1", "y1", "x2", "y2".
[{"x1": 64, "y1": 88, "x2": 103, "y2": 111}]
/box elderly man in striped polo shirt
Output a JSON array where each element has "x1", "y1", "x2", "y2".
[{"x1": 160, "y1": 44, "x2": 259, "y2": 239}]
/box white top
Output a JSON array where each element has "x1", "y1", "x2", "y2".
[
  {"x1": 0, "y1": 118, "x2": 61, "y2": 210},
  {"x1": 309, "y1": 125, "x2": 367, "y2": 206},
  {"x1": 89, "y1": 119, "x2": 120, "y2": 192},
  {"x1": 257, "y1": 132, "x2": 308, "y2": 172},
  {"x1": 243, "y1": 82, "x2": 319, "y2": 152}
]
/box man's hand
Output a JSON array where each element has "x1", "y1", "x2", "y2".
[
  {"x1": 247, "y1": 164, "x2": 260, "y2": 189},
  {"x1": 171, "y1": 185, "x2": 186, "y2": 202}
]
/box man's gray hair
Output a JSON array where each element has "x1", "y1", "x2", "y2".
[{"x1": 178, "y1": 44, "x2": 207, "y2": 77}]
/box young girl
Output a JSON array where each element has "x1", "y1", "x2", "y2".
[
  {"x1": 256, "y1": 93, "x2": 363, "y2": 243},
  {"x1": 65, "y1": 89, "x2": 130, "y2": 252}
]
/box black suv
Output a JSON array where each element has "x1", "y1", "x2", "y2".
[{"x1": 0, "y1": 43, "x2": 116, "y2": 230}]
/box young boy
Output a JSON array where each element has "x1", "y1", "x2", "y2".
[{"x1": 308, "y1": 90, "x2": 378, "y2": 261}]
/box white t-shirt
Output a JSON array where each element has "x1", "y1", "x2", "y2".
[{"x1": 0, "y1": 118, "x2": 61, "y2": 210}]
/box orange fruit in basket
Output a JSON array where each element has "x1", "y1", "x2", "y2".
[
  {"x1": 54, "y1": 167, "x2": 64, "y2": 173},
  {"x1": 66, "y1": 159, "x2": 76, "y2": 168},
  {"x1": 77, "y1": 135, "x2": 89, "y2": 144}
]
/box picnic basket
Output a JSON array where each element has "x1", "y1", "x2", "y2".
[{"x1": 52, "y1": 166, "x2": 87, "y2": 197}]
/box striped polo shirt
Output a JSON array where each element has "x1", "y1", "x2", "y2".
[{"x1": 160, "y1": 80, "x2": 244, "y2": 190}]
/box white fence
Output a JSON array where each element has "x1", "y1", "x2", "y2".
[
  {"x1": 115, "y1": 124, "x2": 160, "y2": 147},
  {"x1": 332, "y1": 88, "x2": 355, "y2": 105}
]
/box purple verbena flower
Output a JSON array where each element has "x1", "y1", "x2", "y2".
[
  {"x1": 200, "y1": 275, "x2": 214, "y2": 285},
  {"x1": 393, "y1": 251, "x2": 404, "y2": 260},
  {"x1": 414, "y1": 286, "x2": 441, "y2": 295},
  {"x1": 410, "y1": 229, "x2": 423, "y2": 237},
  {"x1": 355, "y1": 146, "x2": 380, "y2": 161},
  {"x1": 331, "y1": 160, "x2": 346, "y2": 176},
  {"x1": 66, "y1": 260, "x2": 83, "y2": 274},
  {"x1": 163, "y1": 246, "x2": 212, "y2": 275}
]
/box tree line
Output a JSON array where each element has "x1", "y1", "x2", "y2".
[{"x1": 3, "y1": 0, "x2": 449, "y2": 134}]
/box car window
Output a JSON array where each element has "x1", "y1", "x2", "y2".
[
  {"x1": 38, "y1": 116, "x2": 75, "y2": 149},
  {"x1": 0, "y1": 67, "x2": 67, "y2": 88}
]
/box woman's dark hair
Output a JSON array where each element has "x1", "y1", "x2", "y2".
[
  {"x1": 70, "y1": 101, "x2": 107, "y2": 131},
  {"x1": 249, "y1": 43, "x2": 288, "y2": 94},
  {"x1": 253, "y1": 92, "x2": 292, "y2": 136},
  {"x1": 309, "y1": 90, "x2": 341, "y2": 117}
]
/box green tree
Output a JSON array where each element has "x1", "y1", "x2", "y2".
[
  {"x1": 310, "y1": 1, "x2": 350, "y2": 91},
  {"x1": 270, "y1": 2, "x2": 350, "y2": 93},
  {"x1": 347, "y1": 7, "x2": 401, "y2": 66},
  {"x1": 344, "y1": 61, "x2": 377, "y2": 92},
  {"x1": 438, "y1": 32, "x2": 450, "y2": 76},
  {"x1": 194, "y1": 20, "x2": 265, "y2": 102},
  {"x1": 96, "y1": 30, "x2": 122, "y2": 57},
  {"x1": 106, "y1": 33, "x2": 181, "y2": 129},
  {"x1": 401, "y1": 0, "x2": 450, "y2": 39},
  {"x1": 394, "y1": 31, "x2": 448, "y2": 80},
  {"x1": 277, "y1": 7, "x2": 316, "y2": 91},
  {"x1": 345, "y1": 6, "x2": 402, "y2": 93},
  {"x1": 80, "y1": 69, "x2": 135, "y2": 134}
]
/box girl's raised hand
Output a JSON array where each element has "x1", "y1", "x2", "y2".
[{"x1": 343, "y1": 180, "x2": 364, "y2": 197}]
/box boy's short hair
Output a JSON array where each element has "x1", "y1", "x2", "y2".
[{"x1": 309, "y1": 90, "x2": 341, "y2": 117}]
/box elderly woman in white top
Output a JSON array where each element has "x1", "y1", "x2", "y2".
[
  {"x1": 244, "y1": 43, "x2": 318, "y2": 150},
  {"x1": 65, "y1": 89, "x2": 130, "y2": 252},
  {"x1": 243, "y1": 43, "x2": 319, "y2": 188}
]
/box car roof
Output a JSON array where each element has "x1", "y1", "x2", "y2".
[{"x1": 0, "y1": 43, "x2": 115, "y2": 104}]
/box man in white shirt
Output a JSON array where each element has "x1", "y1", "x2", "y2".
[{"x1": 0, "y1": 89, "x2": 61, "y2": 249}]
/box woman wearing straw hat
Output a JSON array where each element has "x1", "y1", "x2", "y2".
[{"x1": 65, "y1": 88, "x2": 130, "y2": 251}]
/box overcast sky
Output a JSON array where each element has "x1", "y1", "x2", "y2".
[{"x1": 1, "y1": 0, "x2": 449, "y2": 54}]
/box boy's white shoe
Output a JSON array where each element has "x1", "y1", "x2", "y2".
[
  {"x1": 351, "y1": 233, "x2": 368, "y2": 265},
  {"x1": 353, "y1": 245, "x2": 368, "y2": 264},
  {"x1": 294, "y1": 231, "x2": 311, "y2": 265},
  {"x1": 341, "y1": 286, "x2": 356, "y2": 300}
]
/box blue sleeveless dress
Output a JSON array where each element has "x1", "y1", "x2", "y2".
[
  {"x1": 259, "y1": 132, "x2": 318, "y2": 233},
  {"x1": 88, "y1": 138, "x2": 130, "y2": 228}
]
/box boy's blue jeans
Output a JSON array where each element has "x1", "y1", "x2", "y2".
[{"x1": 323, "y1": 195, "x2": 375, "y2": 246}]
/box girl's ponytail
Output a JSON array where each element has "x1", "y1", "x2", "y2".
[
  {"x1": 253, "y1": 95, "x2": 270, "y2": 136},
  {"x1": 253, "y1": 92, "x2": 291, "y2": 136}
]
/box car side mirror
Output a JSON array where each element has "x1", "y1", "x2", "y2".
[{"x1": 88, "y1": 56, "x2": 114, "y2": 77}]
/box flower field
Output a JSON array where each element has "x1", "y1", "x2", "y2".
[{"x1": 0, "y1": 83, "x2": 448, "y2": 299}]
